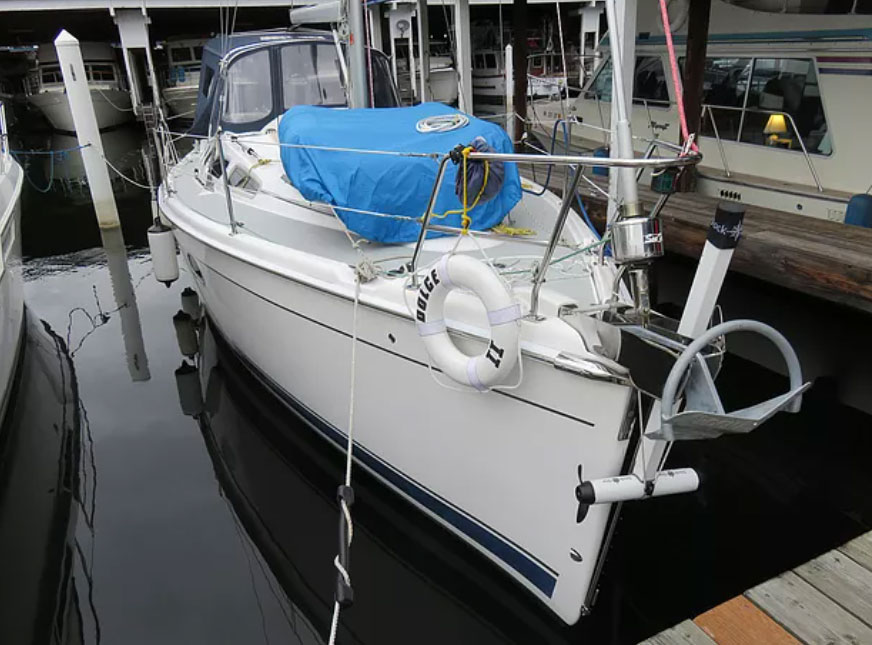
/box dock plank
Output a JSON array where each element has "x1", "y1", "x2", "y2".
[
  {"x1": 794, "y1": 550, "x2": 872, "y2": 626},
  {"x1": 839, "y1": 533, "x2": 872, "y2": 572},
  {"x1": 693, "y1": 595, "x2": 800, "y2": 645},
  {"x1": 746, "y1": 570, "x2": 872, "y2": 644},
  {"x1": 638, "y1": 620, "x2": 716, "y2": 645}
]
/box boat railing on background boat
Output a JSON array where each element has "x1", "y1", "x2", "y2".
[
  {"x1": 699, "y1": 103, "x2": 823, "y2": 191},
  {"x1": 537, "y1": 91, "x2": 825, "y2": 194}
]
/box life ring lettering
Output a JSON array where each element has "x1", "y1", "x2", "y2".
[{"x1": 415, "y1": 254, "x2": 521, "y2": 391}]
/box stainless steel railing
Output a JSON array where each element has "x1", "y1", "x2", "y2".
[{"x1": 409, "y1": 148, "x2": 702, "y2": 318}]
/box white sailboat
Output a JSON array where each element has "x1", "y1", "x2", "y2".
[
  {"x1": 531, "y1": 0, "x2": 872, "y2": 223},
  {"x1": 155, "y1": 13, "x2": 808, "y2": 625},
  {"x1": 25, "y1": 41, "x2": 133, "y2": 132},
  {"x1": 0, "y1": 99, "x2": 25, "y2": 423}
]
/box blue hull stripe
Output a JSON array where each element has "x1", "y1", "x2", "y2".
[
  {"x1": 203, "y1": 273, "x2": 562, "y2": 598},
  {"x1": 618, "y1": 28, "x2": 872, "y2": 47},
  {"x1": 818, "y1": 67, "x2": 872, "y2": 76},
  {"x1": 251, "y1": 359, "x2": 559, "y2": 598}
]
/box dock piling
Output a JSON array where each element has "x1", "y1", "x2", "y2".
[{"x1": 54, "y1": 29, "x2": 121, "y2": 230}]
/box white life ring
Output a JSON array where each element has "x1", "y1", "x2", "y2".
[{"x1": 415, "y1": 254, "x2": 522, "y2": 391}]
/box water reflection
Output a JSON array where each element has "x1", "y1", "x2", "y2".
[
  {"x1": 100, "y1": 227, "x2": 149, "y2": 381},
  {"x1": 0, "y1": 312, "x2": 95, "y2": 645}
]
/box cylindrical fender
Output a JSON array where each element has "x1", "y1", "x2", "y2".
[{"x1": 415, "y1": 254, "x2": 521, "y2": 391}]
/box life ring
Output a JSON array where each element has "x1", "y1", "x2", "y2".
[{"x1": 415, "y1": 254, "x2": 522, "y2": 391}]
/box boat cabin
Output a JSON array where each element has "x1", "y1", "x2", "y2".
[{"x1": 190, "y1": 31, "x2": 398, "y2": 136}]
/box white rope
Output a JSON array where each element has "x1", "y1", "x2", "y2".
[
  {"x1": 326, "y1": 274, "x2": 363, "y2": 645},
  {"x1": 103, "y1": 155, "x2": 151, "y2": 189},
  {"x1": 94, "y1": 86, "x2": 135, "y2": 112}
]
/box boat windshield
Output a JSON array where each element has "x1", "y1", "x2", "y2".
[{"x1": 219, "y1": 40, "x2": 398, "y2": 133}]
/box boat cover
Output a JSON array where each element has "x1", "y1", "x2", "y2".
[{"x1": 278, "y1": 103, "x2": 521, "y2": 243}]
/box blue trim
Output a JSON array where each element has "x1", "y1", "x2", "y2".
[
  {"x1": 819, "y1": 67, "x2": 872, "y2": 76},
  {"x1": 253, "y1": 358, "x2": 560, "y2": 598},
  {"x1": 205, "y1": 290, "x2": 562, "y2": 598},
  {"x1": 610, "y1": 28, "x2": 872, "y2": 47}
]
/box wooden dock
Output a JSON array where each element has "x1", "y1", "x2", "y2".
[
  {"x1": 521, "y1": 168, "x2": 872, "y2": 316},
  {"x1": 639, "y1": 531, "x2": 872, "y2": 645}
]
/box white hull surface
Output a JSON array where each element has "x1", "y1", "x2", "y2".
[
  {"x1": 27, "y1": 88, "x2": 133, "y2": 132},
  {"x1": 0, "y1": 152, "x2": 24, "y2": 422}
]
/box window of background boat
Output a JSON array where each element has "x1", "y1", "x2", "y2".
[
  {"x1": 281, "y1": 43, "x2": 345, "y2": 108},
  {"x1": 690, "y1": 57, "x2": 752, "y2": 141},
  {"x1": 857, "y1": 0, "x2": 872, "y2": 11},
  {"x1": 193, "y1": 46, "x2": 204, "y2": 61},
  {"x1": 170, "y1": 47, "x2": 192, "y2": 63},
  {"x1": 486, "y1": 53, "x2": 498, "y2": 69},
  {"x1": 223, "y1": 49, "x2": 273, "y2": 124},
  {"x1": 584, "y1": 57, "x2": 612, "y2": 101},
  {"x1": 87, "y1": 64, "x2": 115, "y2": 82},
  {"x1": 633, "y1": 56, "x2": 669, "y2": 106},
  {"x1": 40, "y1": 66, "x2": 62, "y2": 84},
  {"x1": 739, "y1": 58, "x2": 830, "y2": 155},
  {"x1": 584, "y1": 56, "x2": 669, "y2": 106}
]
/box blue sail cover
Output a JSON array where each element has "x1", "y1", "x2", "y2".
[{"x1": 278, "y1": 103, "x2": 521, "y2": 243}]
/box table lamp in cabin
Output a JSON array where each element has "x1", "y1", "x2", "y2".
[{"x1": 764, "y1": 113, "x2": 788, "y2": 144}]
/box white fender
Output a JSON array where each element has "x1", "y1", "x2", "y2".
[{"x1": 416, "y1": 254, "x2": 521, "y2": 391}]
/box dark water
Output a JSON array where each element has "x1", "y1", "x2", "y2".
[{"x1": 2, "y1": 133, "x2": 872, "y2": 645}]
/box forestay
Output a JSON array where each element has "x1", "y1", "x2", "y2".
[{"x1": 278, "y1": 103, "x2": 521, "y2": 243}]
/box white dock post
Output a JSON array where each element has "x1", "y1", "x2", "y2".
[
  {"x1": 54, "y1": 30, "x2": 121, "y2": 230},
  {"x1": 454, "y1": 0, "x2": 473, "y2": 113},
  {"x1": 505, "y1": 44, "x2": 514, "y2": 133},
  {"x1": 416, "y1": 0, "x2": 430, "y2": 102}
]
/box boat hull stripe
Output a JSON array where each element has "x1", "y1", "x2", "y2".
[{"x1": 202, "y1": 266, "x2": 561, "y2": 598}]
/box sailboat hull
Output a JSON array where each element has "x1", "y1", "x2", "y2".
[{"x1": 163, "y1": 196, "x2": 635, "y2": 624}]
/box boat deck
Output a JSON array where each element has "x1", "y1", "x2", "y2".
[
  {"x1": 522, "y1": 167, "x2": 872, "y2": 316},
  {"x1": 639, "y1": 531, "x2": 872, "y2": 645}
]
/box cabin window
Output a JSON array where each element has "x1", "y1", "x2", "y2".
[
  {"x1": 281, "y1": 43, "x2": 345, "y2": 108},
  {"x1": 584, "y1": 56, "x2": 670, "y2": 107},
  {"x1": 584, "y1": 58, "x2": 612, "y2": 101},
  {"x1": 223, "y1": 49, "x2": 273, "y2": 124},
  {"x1": 486, "y1": 53, "x2": 498, "y2": 69},
  {"x1": 87, "y1": 64, "x2": 115, "y2": 82},
  {"x1": 193, "y1": 46, "x2": 204, "y2": 61},
  {"x1": 694, "y1": 56, "x2": 752, "y2": 141},
  {"x1": 633, "y1": 56, "x2": 669, "y2": 106},
  {"x1": 739, "y1": 58, "x2": 830, "y2": 155},
  {"x1": 170, "y1": 47, "x2": 192, "y2": 63},
  {"x1": 40, "y1": 66, "x2": 63, "y2": 84},
  {"x1": 857, "y1": 0, "x2": 872, "y2": 12}
]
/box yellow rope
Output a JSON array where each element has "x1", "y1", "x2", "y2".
[
  {"x1": 428, "y1": 146, "x2": 490, "y2": 233},
  {"x1": 491, "y1": 223, "x2": 536, "y2": 236}
]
